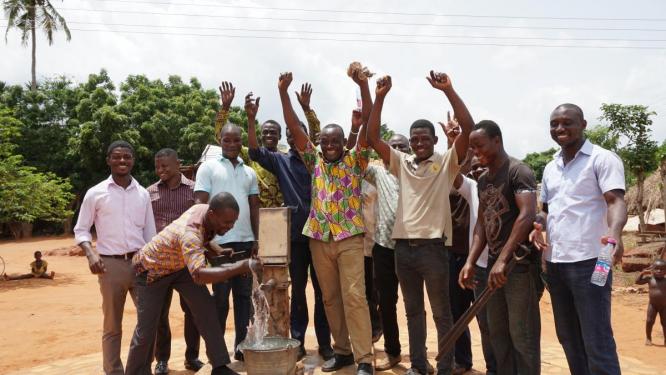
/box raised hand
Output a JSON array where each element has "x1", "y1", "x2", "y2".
[
  {"x1": 244, "y1": 92, "x2": 260, "y2": 119},
  {"x1": 218, "y1": 81, "x2": 236, "y2": 110},
  {"x1": 295, "y1": 83, "x2": 312, "y2": 110},
  {"x1": 426, "y1": 70, "x2": 452, "y2": 92},
  {"x1": 351, "y1": 109, "x2": 363, "y2": 129},
  {"x1": 375, "y1": 75, "x2": 392, "y2": 98},
  {"x1": 439, "y1": 110, "x2": 461, "y2": 145},
  {"x1": 278, "y1": 72, "x2": 293, "y2": 93}
]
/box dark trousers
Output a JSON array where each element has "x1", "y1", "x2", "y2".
[
  {"x1": 365, "y1": 256, "x2": 382, "y2": 335},
  {"x1": 449, "y1": 252, "x2": 474, "y2": 369},
  {"x1": 125, "y1": 269, "x2": 230, "y2": 375},
  {"x1": 154, "y1": 288, "x2": 200, "y2": 362},
  {"x1": 212, "y1": 241, "x2": 254, "y2": 353},
  {"x1": 372, "y1": 243, "x2": 401, "y2": 357},
  {"x1": 395, "y1": 240, "x2": 453, "y2": 374},
  {"x1": 486, "y1": 262, "x2": 541, "y2": 375},
  {"x1": 289, "y1": 241, "x2": 331, "y2": 348},
  {"x1": 546, "y1": 259, "x2": 620, "y2": 375},
  {"x1": 473, "y1": 265, "x2": 497, "y2": 375}
]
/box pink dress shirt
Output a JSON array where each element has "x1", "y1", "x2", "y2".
[{"x1": 74, "y1": 176, "x2": 157, "y2": 255}]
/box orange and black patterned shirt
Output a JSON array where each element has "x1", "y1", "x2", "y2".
[{"x1": 133, "y1": 204, "x2": 214, "y2": 283}]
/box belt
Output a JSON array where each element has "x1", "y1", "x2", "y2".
[
  {"x1": 398, "y1": 238, "x2": 446, "y2": 247},
  {"x1": 100, "y1": 252, "x2": 136, "y2": 260}
]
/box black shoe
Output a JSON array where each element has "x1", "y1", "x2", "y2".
[
  {"x1": 297, "y1": 346, "x2": 307, "y2": 361},
  {"x1": 211, "y1": 365, "x2": 240, "y2": 375},
  {"x1": 318, "y1": 345, "x2": 335, "y2": 361},
  {"x1": 184, "y1": 358, "x2": 205, "y2": 371},
  {"x1": 233, "y1": 351, "x2": 244, "y2": 362},
  {"x1": 357, "y1": 362, "x2": 374, "y2": 375},
  {"x1": 154, "y1": 360, "x2": 169, "y2": 375},
  {"x1": 321, "y1": 353, "x2": 355, "y2": 372}
]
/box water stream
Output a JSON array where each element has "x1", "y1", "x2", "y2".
[{"x1": 243, "y1": 267, "x2": 271, "y2": 349}]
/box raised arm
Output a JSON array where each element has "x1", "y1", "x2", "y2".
[
  {"x1": 350, "y1": 69, "x2": 373, "y2": 124},
  {"x1": 367, "y1": 76, "x2": 393, "y2": 164},
  {"x1": 427, "y1": 71, "x2": 474, "y2": 164},
  {"x1": 488, "y1": 192, "x2": 537, "y2": 290},
  {"x1": 295, "y1": 83, "x2": 320, "y2": 145},
  {"x1": 279, "y1": 72, "x2": 309, "y2": 151},
  {"x1": 215, "y1": 81, "x2": 235, "y2": 142},
  {"x1": 604, "y1": 189, "x2": 628, "y2": 265},
  {"x1": 635, "y1": 269, "x2": 652, "y2": 285},
  {"x1": 245, "y1": 92, "x2": 261, "y2": 151},
  {"x1": 346, "y1": 110, "x2": 363, "y2": 149}
]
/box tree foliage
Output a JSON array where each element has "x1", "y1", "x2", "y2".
[
  {"x1": 585, "y1": 125, "x2": 620, "y2": 154},
  {"x1": 522, "y1": 148, "x2": 557, "y2": 183}
]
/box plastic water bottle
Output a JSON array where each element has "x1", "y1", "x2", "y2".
[{"x1": 591, "y1": 238, "x2": 616, "y2": 286}]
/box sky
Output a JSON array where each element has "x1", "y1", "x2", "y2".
[{"x1": 2, "y1": 0, "x2": 665, "y2": 157}]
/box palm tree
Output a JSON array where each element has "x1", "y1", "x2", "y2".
[{"x1": 4, "y1": 0, "x2": 71, "y2": 90}]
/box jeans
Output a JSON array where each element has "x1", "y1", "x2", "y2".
[
  {"x1": 125, "y1": 269, "x2": 230, "y2": 375},
  {"x1": 365, "y1": 256, "x2": 382, "y2": 336},
  {"x1": 154, "y1": 287, "x2": 200, "y2": 362},
  {"x1": 289, "y1": 241, "x2": 331, "y2": 349},
  {"x1": 546, "y1": 259, "x2": 620, "y2": 375},
  {"x1": 395, "y1": 240, "x2": 453, "y2": 374},
  {"x1": 449, "y1": 252, "x2": 474, "y2": 369},
  {"x1": 372, "y1": 243, "x2": 401, "y2": 357},
  {"x1": 473, "y1": 266, "x2": 497, "y2": 375},
  {"x1": 211, "y1": 241, "x2": 254, "y2": 353},
  {"x1": 486, "y1": 261, "x2": 541, "y2": 375}
]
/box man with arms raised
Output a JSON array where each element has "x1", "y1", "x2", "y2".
[
  {"x1": 531, "y1": 104, "x2": 627, "y2": 375},
  {"x1": 367, "y1": 72, "x2": 474, "y2": 375},
  {"x1": 278, "y1": 70, "x2": 373, "y2": 375}
]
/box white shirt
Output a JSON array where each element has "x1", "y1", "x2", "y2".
[
  {"x1": 194, "y1": 156, "x2": 259, "y2": 244},
  {"x1": 541, "y1": 140, "x2": 625, "y2": 263},
  {"x1": 456, "y1": 176, "x2": 490, "y2": 268},
  {"x1": 74, "y1": 176, "x2": 156, "y2": 255}
]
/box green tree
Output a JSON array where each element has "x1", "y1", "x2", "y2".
[
  {"x1": 0, "y1": 106, "x2": 73, "y2": 238},
  {"x1": 3, "y1": 0, "x2": 71, "y2": 90},
  {"x1": 523, "y1": 148, "x2": 557, "y2": 183},
  {"x1": 585, "y1": 125, "x2": 620, "y2": 153},
  {"x1": 600, "y1": 103, "x2": 659, "y2": 231},
  {"x1": 658, "y1": 140, "x2": 666, "y2": 213}
]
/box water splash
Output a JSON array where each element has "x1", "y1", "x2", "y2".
[{"x1": 243, "y1": 268, "x2": 270, "y2": 349}]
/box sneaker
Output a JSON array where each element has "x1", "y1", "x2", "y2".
[
  {"x1": 233, "y1": 350, "x2": 244, "y2": 362},
  {"x1": 184, "y1": 359, "x2": 205, "y2": 371},
  {"x1": 318, "y1": 345, "x2": 335, "y2": 361},
  {"x1": 154, "y1": 360, "x2": 169, "y2": 375},
  {"x1": 375, "y1": 354, "x2": 401, "y2": 371},
  {"x1": 357, "y1": 362, "x2": 374, "y2": 375},
  {"x1": 321, "y1": 353, "x2": 355, "y2": 372}
]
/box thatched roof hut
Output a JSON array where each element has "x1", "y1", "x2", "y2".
[{"x1": 626, "y1": 171, "x2": 663, "y2": 215}]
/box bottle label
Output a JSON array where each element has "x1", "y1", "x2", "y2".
[{"x1": 594, "y1": 263, "x2": 610, "y2": 273}]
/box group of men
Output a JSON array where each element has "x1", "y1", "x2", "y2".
[{"x1": 73, "y1": 65, "x2": 628, "y2": 375}]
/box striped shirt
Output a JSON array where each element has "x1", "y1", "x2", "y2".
[
  {"x1": 133, "y1": 204, "x2": 213, "y2": 284},
  {"x1": 147, "y1": 174, "x2": 196, "y2": 233}
]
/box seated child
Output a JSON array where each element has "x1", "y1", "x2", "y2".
[
  {"x1": 3, "y1": 251, "x2": 55, "y2": 280},
  {"x1": 635, "y1": 259, "x2": 666, "y2": 346}
]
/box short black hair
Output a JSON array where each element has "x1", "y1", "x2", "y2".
[
  {"x1": 262, "y1": 120, "x2": 282, "y2": 131},
  {"x1": 155, "y1": 148, "x2": 178, "y2": 159},
  {"x1": 473, "y1": 120, "x2": 503, "y2": 142},
  {"x1": 554, "y1": 103, "x2": 585, "y2": 120},
  {"x1": 107, "y1": 140, "x2": 135, "y2": 157},
  {"x1": 410, "y1": 119, "x2": 436, "y2": 137},
  {"x1": 209, "y1": 192, "x2": 239, "y2": 213},
  {"x1": 34, "y1": 251, "x2": 42, "y2": 257},
  {"x1": 220, "y1": 123, "x2": 242, "y2": 137},
  {"x1": 322, "y1": 123, "x2": 345, "y2": 138}
]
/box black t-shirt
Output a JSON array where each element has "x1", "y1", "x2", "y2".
[
  {"x1": 477, "y1": 157, "x2": 537, "y2": 260},
  {"x1": 449, "y1": 190, "x2": 470, "y2": 255}
]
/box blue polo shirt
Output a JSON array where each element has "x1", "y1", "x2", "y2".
[
  {"x1": 194, "y1": 155, "x2": 259, "y2": 244},
  {"x1": 249, "y1": 147, "x2": 311, "y2": 243}
]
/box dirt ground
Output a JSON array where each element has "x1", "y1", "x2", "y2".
[{"x1": 0, "y1": 235, "x2": 665, "y2": 374}]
